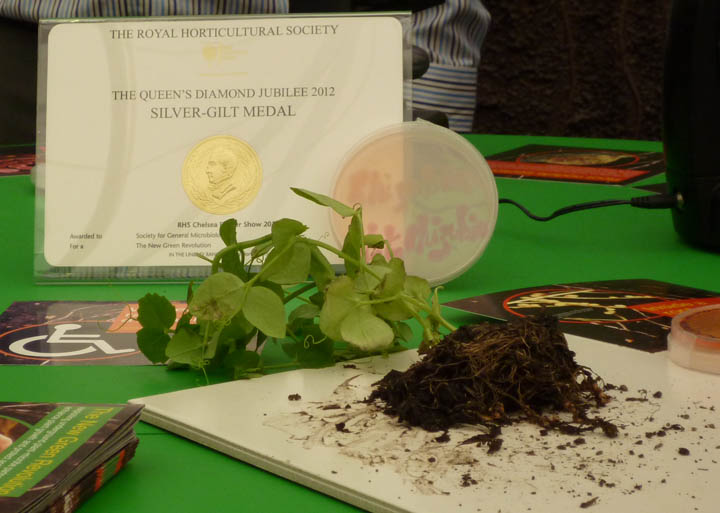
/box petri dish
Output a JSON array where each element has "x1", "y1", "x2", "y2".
[
  {"x1": 331, "y1": 121, "x2": 498, "y2": 286},
  {"x1": 668, "y1": 304, "x2": 720, "y2": 374}
]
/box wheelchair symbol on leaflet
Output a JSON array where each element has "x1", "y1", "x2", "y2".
[{"x1": 8, "y1": 323, "x2": 135, "y2": 358}]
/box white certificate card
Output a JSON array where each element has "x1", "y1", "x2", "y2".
[{"x1": 37, "y1": 15, "x2": 406, "y2": 278}]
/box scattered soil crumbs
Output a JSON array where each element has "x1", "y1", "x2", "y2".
[
  {"x1": 580, "y1": 496, "x2": 599, "y2": 508},
  {"x1": 264, "y1": 316, "x2": 720, "y2": 512},
  {"x1": 460, "y1": 473, "x2": 478, "y2": 487},
  {"x1": 369, "y1": 315, "x2": 617, "y2": 437}
]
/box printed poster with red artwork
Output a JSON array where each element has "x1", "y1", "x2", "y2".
[
  {"x1": 443, "y1": 279, "x2": 720, "y2": 352},
  {"x1": 486, "y1": 144, "x2": 665, "y2": 185},
  {"x1": 0, "y1": 145, "x2": 35, "y2": 177}
]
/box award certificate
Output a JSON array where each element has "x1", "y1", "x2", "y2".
[{"x1": 37, "y1": 15, "x2": 406, "y2": 279}]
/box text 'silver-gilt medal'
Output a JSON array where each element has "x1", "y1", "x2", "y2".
[{"x1": 182, "y1": 135, "x2": 263, "y2": 215}]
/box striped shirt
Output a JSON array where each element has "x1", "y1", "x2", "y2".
[
  {"x1": 412, "y1": 0, "x2": 490, "y2": 132},
  {"x1": 0, "y1": 0, "x2": 489, "y2": 132},
  {"x1": 0, "y1": 1, "x2": 289, "y2": 19}
]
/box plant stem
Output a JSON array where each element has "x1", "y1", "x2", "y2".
[
  {"x1": 196, "y1": 254, "x2": 214, "y2": 264},
  {"x1": 432, "y1": 314, "x2": 456, "y2": 332},
  {"x1": 399, "y1": 294, "x2": 455, "y2": 331},
  {"x1": 246, "y1": 242, "x2": 295, "y2": 287},
  {"x1": 245, "y1": 361, "x2": 300, "y2": 374},
  {"x1": 211, "y1": 234, "x2": 273, "y2": 274},
  {"x1": 302, "y1": 238, "x2": 383, "y2": 281},
  {"x1": 283, "y1": 283, "x2": 316, "y2": 304},
  {"x1": 201, "y1": 322, "x2": 210, "y2": 362}
]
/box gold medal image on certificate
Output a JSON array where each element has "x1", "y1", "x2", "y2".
[{"x1": 182, "y1": 136, "x2": 262, "y2": 215}]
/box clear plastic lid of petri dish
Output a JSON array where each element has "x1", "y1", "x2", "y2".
[{"x1": 331, "y1": 121, "x2": 498, "y2": 286}]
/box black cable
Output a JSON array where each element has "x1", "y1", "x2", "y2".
[{"x1": 499, "y1": 193, "x2": 680, "y2": 222}]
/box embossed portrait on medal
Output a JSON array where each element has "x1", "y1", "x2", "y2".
[{"x1": 182, "y1": 135, "x2": 262, "y2": 214}]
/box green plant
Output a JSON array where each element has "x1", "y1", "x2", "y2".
[{"x1": 136, "y1": 188, "x2": 456, "y2": 379}]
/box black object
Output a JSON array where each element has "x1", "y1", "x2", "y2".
[
  {"x1": 0, "y1": 18, "x2": 37, "y2": 146},
  {"x1": 411, "y1": 45, "x2": 430, "y2": 79},
  {"x1": 412, "y1": 109, "x2": 449, "y2": 128},
  {"x1": 499, "y1": 194, "x2": 678, "y2": 222},
  {"x1": 663, "y1": 0, "x2": 720, "y2": 249}
]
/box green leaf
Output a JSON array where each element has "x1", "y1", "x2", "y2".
[
  {"x1": 220, "y1": 311, "x2": 255, "y2": 341},
  {"x1": 137, "y1": 293, "x2": 176, "y2": 331},
  {"x1": 431, "y1": 287, "x2": 443, "y2": 319},
  {"x1": 256, "y1": 331, "x2": 268, "y2": 350},
  {"x1": 289, "y1": 303, "x2": 320, "y2": 325},
  {"x1": 284, "y1": 323, "x2": 335, "y2": 368},
  {"x1": 243, "y1": 285, "x2": 287, "y2": 338},
  {"x1": 373, "y1": 297, "x2": 413, "y2": 321},
  {"x1": 281, "y1": 342, "x2": 298, "y2": 358},
  {"x1": 137, "y1": 328, "x2": 170, "y2": 363},
  {"x1": 261, "y1": 242, "x2": 311, "y2": 285},
  {"x1": 394, "y1": 321, "x2": 414, "y2": 343},
  {"x1": 271, "y1": 218, "x2": 308, "y2": 250},
  {"x1": 214, "y1": 314, "x2": 256, "y2": 358},
  {"x1": 340, "y1": 310, "x2": 395, "y2": 351},
  {"x1": 291, "y1": 187, "x2": 356, "y2": 217},
  {"x1": 309, "y1": 291, "x2": 325, "y2": 307},
  {"x1": 224, "y1": 350, "x2": 261, "y2": 377},
  {"x1": 370, "y1": 253, "x2": 388, "y2": 266},
  {"x1": 219, "y1": 218, "x2": 238, "y2": 246},
  {"x1": 375, "y1": 258, "x2": 406, "y2": 298},
  {"x1": 202, "y1": 325, "x2": 221, "y2": 360},
  {"x1": 404, "y1": 275, "x2": 431, "y2": 301},
  {"x1": 319, "y1": 276, "x2": 369, "y2": 341},
  {"x1": 364, "y1": 234, "x2": 385, "y2": 248},
  {"x1": 297, "y1": 333, "x2": 335, "y2": 368},
  {"x1": 309, "y1": 245, "x2": 335, "y2": 291},
  {"x1": 218, "y1": 219, "x2": 244, "y2": 278},
  {"x1": 186, "y1": 281, "x2": 194, "y2": 305},
  {"x1": 190, "y1": 272, "x2": 245, "y2": 322},
  {"x1": 166, "y1": 328, "x2": 204, "y2": 367},
  {"x1": 176, "y1": 311, "x2": 193, "y2": 332},
  {"x1": 342, "y1": 215, "x2": 364, "y2": 276},
  {"x1": 355, "y1": 259, "x2": 394, "y2": 293},
  {"x1": 250, "y1": 240, "x2": 274, "y2": 260},
  {"x1": 256, "y1": 280, "x2": 285, "y2": 300}
]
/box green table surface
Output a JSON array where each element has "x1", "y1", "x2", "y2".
[{"x1": 1, "y1": 134, "x2": 718, "y2": 512}]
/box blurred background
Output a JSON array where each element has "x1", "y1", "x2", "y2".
[
  {"x1": 473, "y1": 0, "x2": 672, "y2": 141},
  {"x1": 1, "y1": 1, "x2": 674, "y2": 144}
]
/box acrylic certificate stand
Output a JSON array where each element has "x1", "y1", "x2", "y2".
[{"x1": 34, "y1": 13, "x2": 411, "y2": 282}]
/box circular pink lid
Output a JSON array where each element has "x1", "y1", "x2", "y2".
[{"x1": 330, "y1": 121, "x2": 498, "y2": 285}]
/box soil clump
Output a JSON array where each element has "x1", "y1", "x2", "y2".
[{"x1": 368, "y1": 314, "x2": 618, "y2": 437}]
